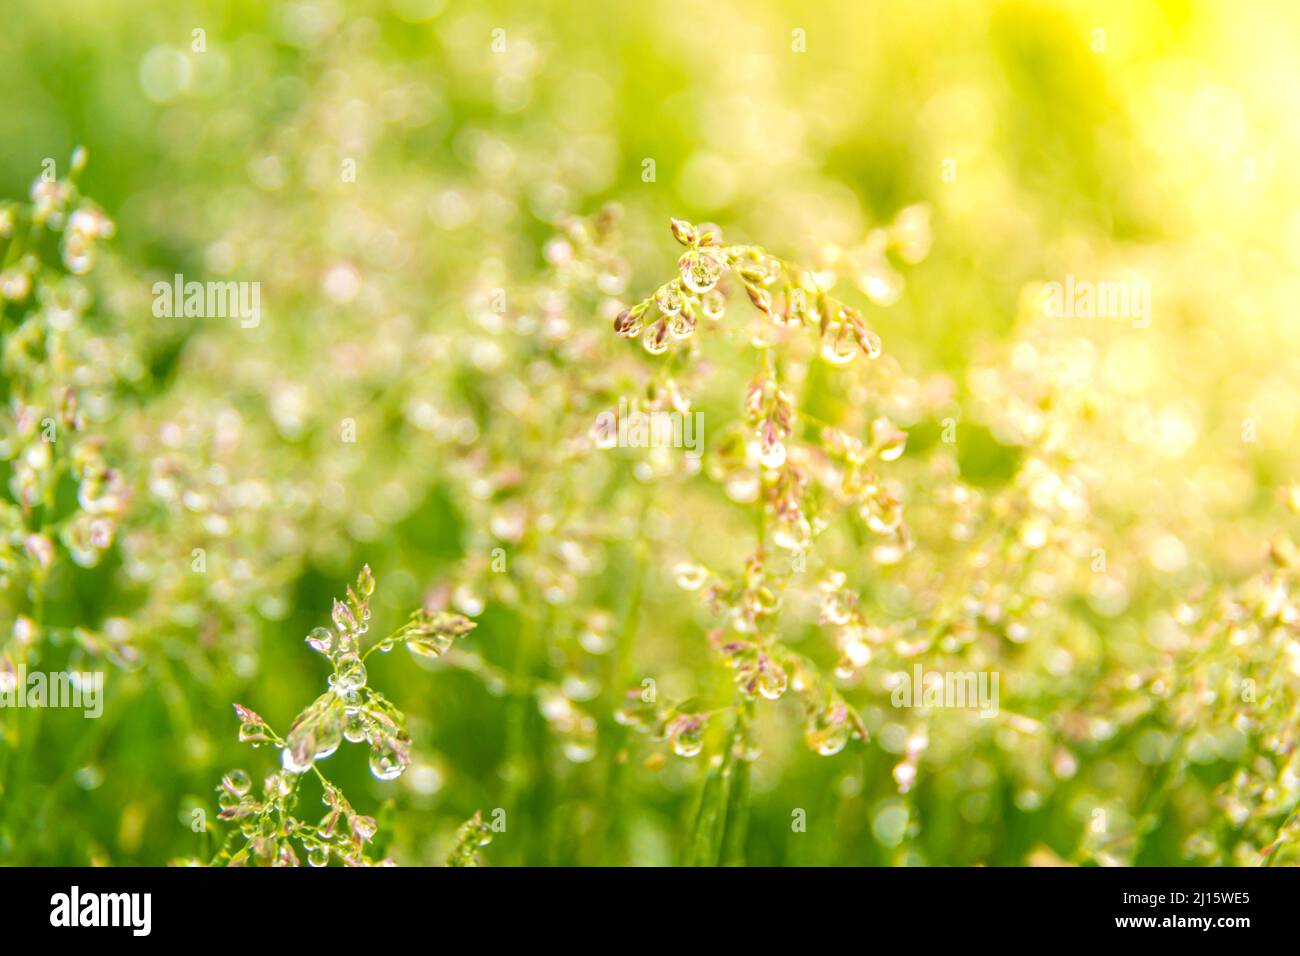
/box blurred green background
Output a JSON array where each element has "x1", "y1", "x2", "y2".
[{"x1": 2, "y1": 0, "x2": 1300, "y2": 866}]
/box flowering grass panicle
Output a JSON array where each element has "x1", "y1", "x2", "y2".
[
  {"x1": 192, "y1": 567, "x2": 484, "y2": 867},
  {"x1": 607, "y1": 214, "x2": 929, "y2": 862},
  {"x1": 5, "y1": 0, "x2": 1300, "y2": 871}
]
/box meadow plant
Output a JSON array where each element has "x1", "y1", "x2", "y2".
[
  {"x1": 192, "y1": 566, "x2": 485, "y2": 866},
  {"x1": 606, "y1": 214, "x2": 929, "y2": 861},
  {"x1": 4, "y1": 0, "x2": 1300, "y2": 871},
  {"x1": 0, "y1": 155, "x2": 136, "y2": 842},
  {"x1": 0, "y1": 152, "x2": 127, "y2": 648}
]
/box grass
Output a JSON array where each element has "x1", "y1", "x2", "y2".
[{"x1": 2, "y1": 0, "x2": 1300, "y2": 868}]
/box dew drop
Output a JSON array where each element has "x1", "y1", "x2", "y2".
[
  {"x1": 757, "y1": 660, "x2": 788, "y2": 701},
  {"x1": 224, "y1": 769, "x2": 252, "y2": 797},
  {"x1": 306, "y1": 626, "x2": 333, "y2": 655},
  {"x1": 369, "y1": 742, "x2": 408, "y2": 781},
  {"x1": 862, "y1": 330, "x2": 883, "y2": 359},
  {"x1": 282, "y1": 746, "x2": 313, "y2": 775},
  {"x1": 821, "y1": 331, "x2": 856, "y2": 366},
  {"x1": 641, "y1": 323, "x2": 670, "y2": 355},
  {"x1": 679, "y1": 250, "x2": 722, "y2": 295},
  {"x1": 343, "y1": 710, "x2": 368, "y2": 743},
  {"x1": 807, "y1": 724, "x2": 850, "y2": 756},
  {"x1": 673, "y1": 562, "x2": 708, "y2": 591},
  {"x1": 666, "y1": 714, "x2": 706, "y2": 757},
  {"x1": 306, "y1": 841, "x2": 330, "y2": 868},
  {"x1": 654, "y1": 284, "x2": 684, "y2": 316},
  {"x1": 335, "y1": 655, "x2": 367, "y2": 694},
  {"x1": 702, "y1": 289, "x2": 726, "y2": 320},
  {"x1": 759, "y1": 441, "x2": 787, "y2": 470},
  {"x1": 668, "y1": 308, "x2": 696, "y2": 340},
  {"x1": 671, "y1": 734, "x2": 704, "y2": 758},
  {"x1": 872, "y1": 417, "x2": 907, "y2": 462},
  {"x1": 563, "y1": 739, "x2": 597, "y2": 763}
]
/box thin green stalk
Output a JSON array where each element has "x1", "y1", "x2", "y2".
[
  {"x1": 685, "y1": 755, "x2": 727, "y2": 866},
  {"x1": 601, "y1": 497, "x2": 650, "y2": 864},
  {"x1": 719, "y1": 701, "x2": 754, "y2": 865},
  {"x1": 501, "y1": 590, "x2": 539, "y2": 864},
  {"x1": 3, "y1": 569, "x2": 49, "y2": 849},
  {"x1": 685, "y1": 705, "x2": 747, "y2": 866}
]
